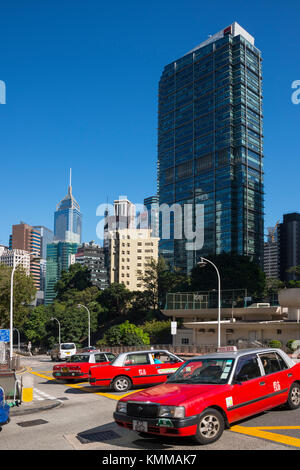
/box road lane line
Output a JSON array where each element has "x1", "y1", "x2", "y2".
[
  {"x1": 28, "y1": 370, "x2": 143, "y2": 400},
  {"x1": 230, "y1": 425, "x2": 300, "y2": 448}
]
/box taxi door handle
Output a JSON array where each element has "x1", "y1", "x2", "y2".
[
  {"x1": 259, "y1": 381, "x2": 266, "y2": 386},
  {"x1": 125, "y1": 368, "x2": 131, "y2": 371},
  {"x1": 288, "y1": 373, "x2": 293, "y2": 377}
]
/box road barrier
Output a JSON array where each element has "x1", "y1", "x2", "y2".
[{"x1": 22, "y1": 374, "x2": 33, "y2": 402}]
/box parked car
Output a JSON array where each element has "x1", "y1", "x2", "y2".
[
  {"x1": 114, "y1": 347, "x2": 300, "y2": 445},
  {"x1": 80, "y1": 346, "x2": 99, "y2": 353},
  {"x1": 50, "y1": 343, "x2": 77, "y2": 361},
  {"x1": 89, "y1": 349, "x2": 185, "y2": 392},
  {"x1": 52, "y1": 351, "x2": 116, "y2": 382}
]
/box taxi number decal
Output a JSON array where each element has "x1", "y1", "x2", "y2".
[
  {"x1": 138, "y1": 369, "x2": 147, "y2": 375},
  {"x1": 157, "y1": 368, "x2": 178, "y2": 374},
  {"x1": 226, "y1": 396, "x2": 233, "y2": 408},
  {"x1": 273, "y1": 380, "x2": 281, "y2": 392}
]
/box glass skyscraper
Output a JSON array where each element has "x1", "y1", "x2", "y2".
[
  {"x1": 45, "y1": 241, "x2": 79, "y2": 305},
  {"x1": 158, "y1": 22, "x2": 264, "y2": 273},
  {"x1": 54, "y1": 169, "x2": 82, "y2": 244}
]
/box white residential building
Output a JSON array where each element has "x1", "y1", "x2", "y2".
[{"x1": 0, "y1": 247, "x2": 31, "y2": 275}]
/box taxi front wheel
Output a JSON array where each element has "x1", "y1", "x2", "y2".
[
  {"x1": 193, "y1": 408, "x2": 225, "y2": 445},
  {"x1": 112, "y1": 376, "x2": 132, "y2": 392}
]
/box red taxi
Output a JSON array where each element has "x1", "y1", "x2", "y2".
[
  {"x1": 89, "y1": 350, "x2": 185, "y2": 392},
  {"x1": 52, "y1": 351, "x2": 116, "y2": 382},
  {"x1": 113, "y1": 347, "x2": 300, "y2": 444}
]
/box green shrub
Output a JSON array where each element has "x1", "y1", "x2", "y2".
[
  {"x1": 286, "y1": 340, "x2": 297, "y2": 352},
  {"x1": 97, "y1": 320, "x2": 150, "y2": 346},
  {"x1": 141, "y1": 320, "x2": 172, "y2": 344},
  {"x1": 268, "y1": 340, "x2": 282, "y2": 349}
]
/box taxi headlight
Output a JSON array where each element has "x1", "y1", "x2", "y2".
[
  {"x1": 116, "y1": 401, "x2": 127, "y2": 414},
  {"x1": 158, "y1": 406, "x2": 185, "y2": 418}
]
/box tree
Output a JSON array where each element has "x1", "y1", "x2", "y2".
[
  {"x1": 98, "y1": 283, "x2": 133, "y2": 315},
  {"x1": 264, "y1": 277, "x2": 285, "y2": 295},
  {"x1": 98, "y1": 320, "x2": 150, "y2": 346},
  {"x1": 141, "y1": 256, "x2": 188, "y2": 310},
  {"x1": 54, "y1": 263, "x2": 93, "y2": 301},
  {"x1": 0, "y1": 264, "x2": 36, "y2": 329},
  {"x1": 23, "y1": 305, "x2": 52, "y2": 347},
  {"x1": 46, "y1": 299, "x2": 101, "y2": 348},
  {"x1": 190, "y1": 253, "x2": 266, "y2": 298}
]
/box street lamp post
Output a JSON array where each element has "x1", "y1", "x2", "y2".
[
  {"x1": 10, "y1": 251, "x2": 39, "y2": 360},
  {"x1": 197, "y1": 257, "x2": 221, "y2": 348},
  {"x1": 51, "y1": 317, "x2": 61, "y2": 346},
  {"x1": 77, "y1": 304, "x2": 90, "y2": 348}
]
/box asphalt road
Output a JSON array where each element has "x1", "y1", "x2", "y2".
[{"x1": 1, "y1": 355, "x2": 300, "y2": 453}]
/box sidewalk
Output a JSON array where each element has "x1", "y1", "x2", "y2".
[{"x1": 10, "y1": 398, "x2": 62, "y2": 416}]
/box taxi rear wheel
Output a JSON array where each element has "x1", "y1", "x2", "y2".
[
  {"x1": 112, "y1": 376, "x2": 132, "y2": 392},
  {"x1": 286, "y1": 382, "x2": 300, "y2": 410},
  {"x1": 193, "y1": 408, "x2": 224, "y2": 445}
]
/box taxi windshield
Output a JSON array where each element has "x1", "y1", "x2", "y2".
[
  {"x1": 167, "y1": 358, "x2": 235, "y2": 385},
  {"x1": 66, "y1": 355, "x2": 89, "y2": 363}
]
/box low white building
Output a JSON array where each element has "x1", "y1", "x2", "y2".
[
  {"x1": 0, "y1": 247, "x2": 30, "y2": 276},
  {"x1": 163, "y1": 290, "x2": 300, "y2": 349}
]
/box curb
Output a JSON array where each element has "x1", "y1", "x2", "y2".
[{"x1": 10, "y1": 399, "x2": 63, "y2": 417}]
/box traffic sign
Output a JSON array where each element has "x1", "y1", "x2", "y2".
[
  {"x1": 0, "y1": 329, "x2": 10, "y2": 343},
  {"x1": 171, "y1": 321, "x2": 177, "y2": 335}
]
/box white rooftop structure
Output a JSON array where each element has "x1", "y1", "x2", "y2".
[{"x1": 187, "y1": 22, "x2": 255, "y2": 55}]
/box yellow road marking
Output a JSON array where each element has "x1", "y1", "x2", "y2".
[
  {"x1": 28, "y1": 370, "x2": 142, "y2": 400},
  {"x1": 231, "y1": 425, "x2": 300, "y2": 448}
]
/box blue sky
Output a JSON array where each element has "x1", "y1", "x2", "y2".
[{"x1": 0, "y1": 0, "x2": 300, "y2": 246}]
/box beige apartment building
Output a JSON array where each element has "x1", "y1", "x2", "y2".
[{"x1": 108, "y1": 228, "x2": 159, "y2": 291}]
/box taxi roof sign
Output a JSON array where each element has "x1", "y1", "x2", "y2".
[{"x1": 217, "y1": 346, "x2": 237, "y2": 353}]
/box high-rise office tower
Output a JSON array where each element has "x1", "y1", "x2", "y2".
[
  {"x1": 10, "y1": 222, "x2": 41, "y2": 288},
  {"x1": 278, "y1": 213, "x2": 300, "y2": 282},
  {"x1": 54, "y1": 169, "x2": 82, "y2": 243},
  {"x1": 157, "y1": 22, "x2": 264, "y2": 272},
  {"x1": 75, "y1": 241, "x2": 109, "y2": 290},
  {"x1": 45, "y1": 240, "x2": 79, "y2": 305},
  {"x1": 264, "y1": 226, "x2": 279, "y2": 279},
  {"x1": 33, "y1": 225, "x2": 54, "y2": 295},
  {"x1": 143, "y1": 196, "x2": 159, "y2": 238}
]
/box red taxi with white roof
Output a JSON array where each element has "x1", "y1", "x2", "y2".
[
  {"x1": 113, "y1": 346, "x2": 300, "y2": 444},
  {"x1": 89, "y1": 350, "x2": 185, "y2": 392},
  {"x1": 52, "y1": 351, "x2": 116, "y2": 382}
]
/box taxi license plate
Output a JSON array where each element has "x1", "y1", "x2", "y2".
[
  {"x1": 62, "y1": 368, "x2": 69, "y2": 372},
  {"x1": 132, "y1": 420, "x2": 148, "y2": 432}
]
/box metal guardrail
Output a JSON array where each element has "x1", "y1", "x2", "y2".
[{"x1": 98, "y1": 344, "x2": 218, "y2": 356}]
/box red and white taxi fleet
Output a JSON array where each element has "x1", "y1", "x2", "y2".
[
  {"x1": 52, "y1": 351, "x2": 116, "y2": 382},
  {"x1": 113, "y1": 346, "x2": 300, "y2": 444},
  {"x1": 89, "y1": 350, "x2": 185, "y2": 392}
]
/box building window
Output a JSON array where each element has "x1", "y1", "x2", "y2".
[
  {"x1": 277, "y1": 329, "x2": 282, "y2": 335},
  {"x1": 181, "y1": 338, "x2": 189, "y2": 344}
]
